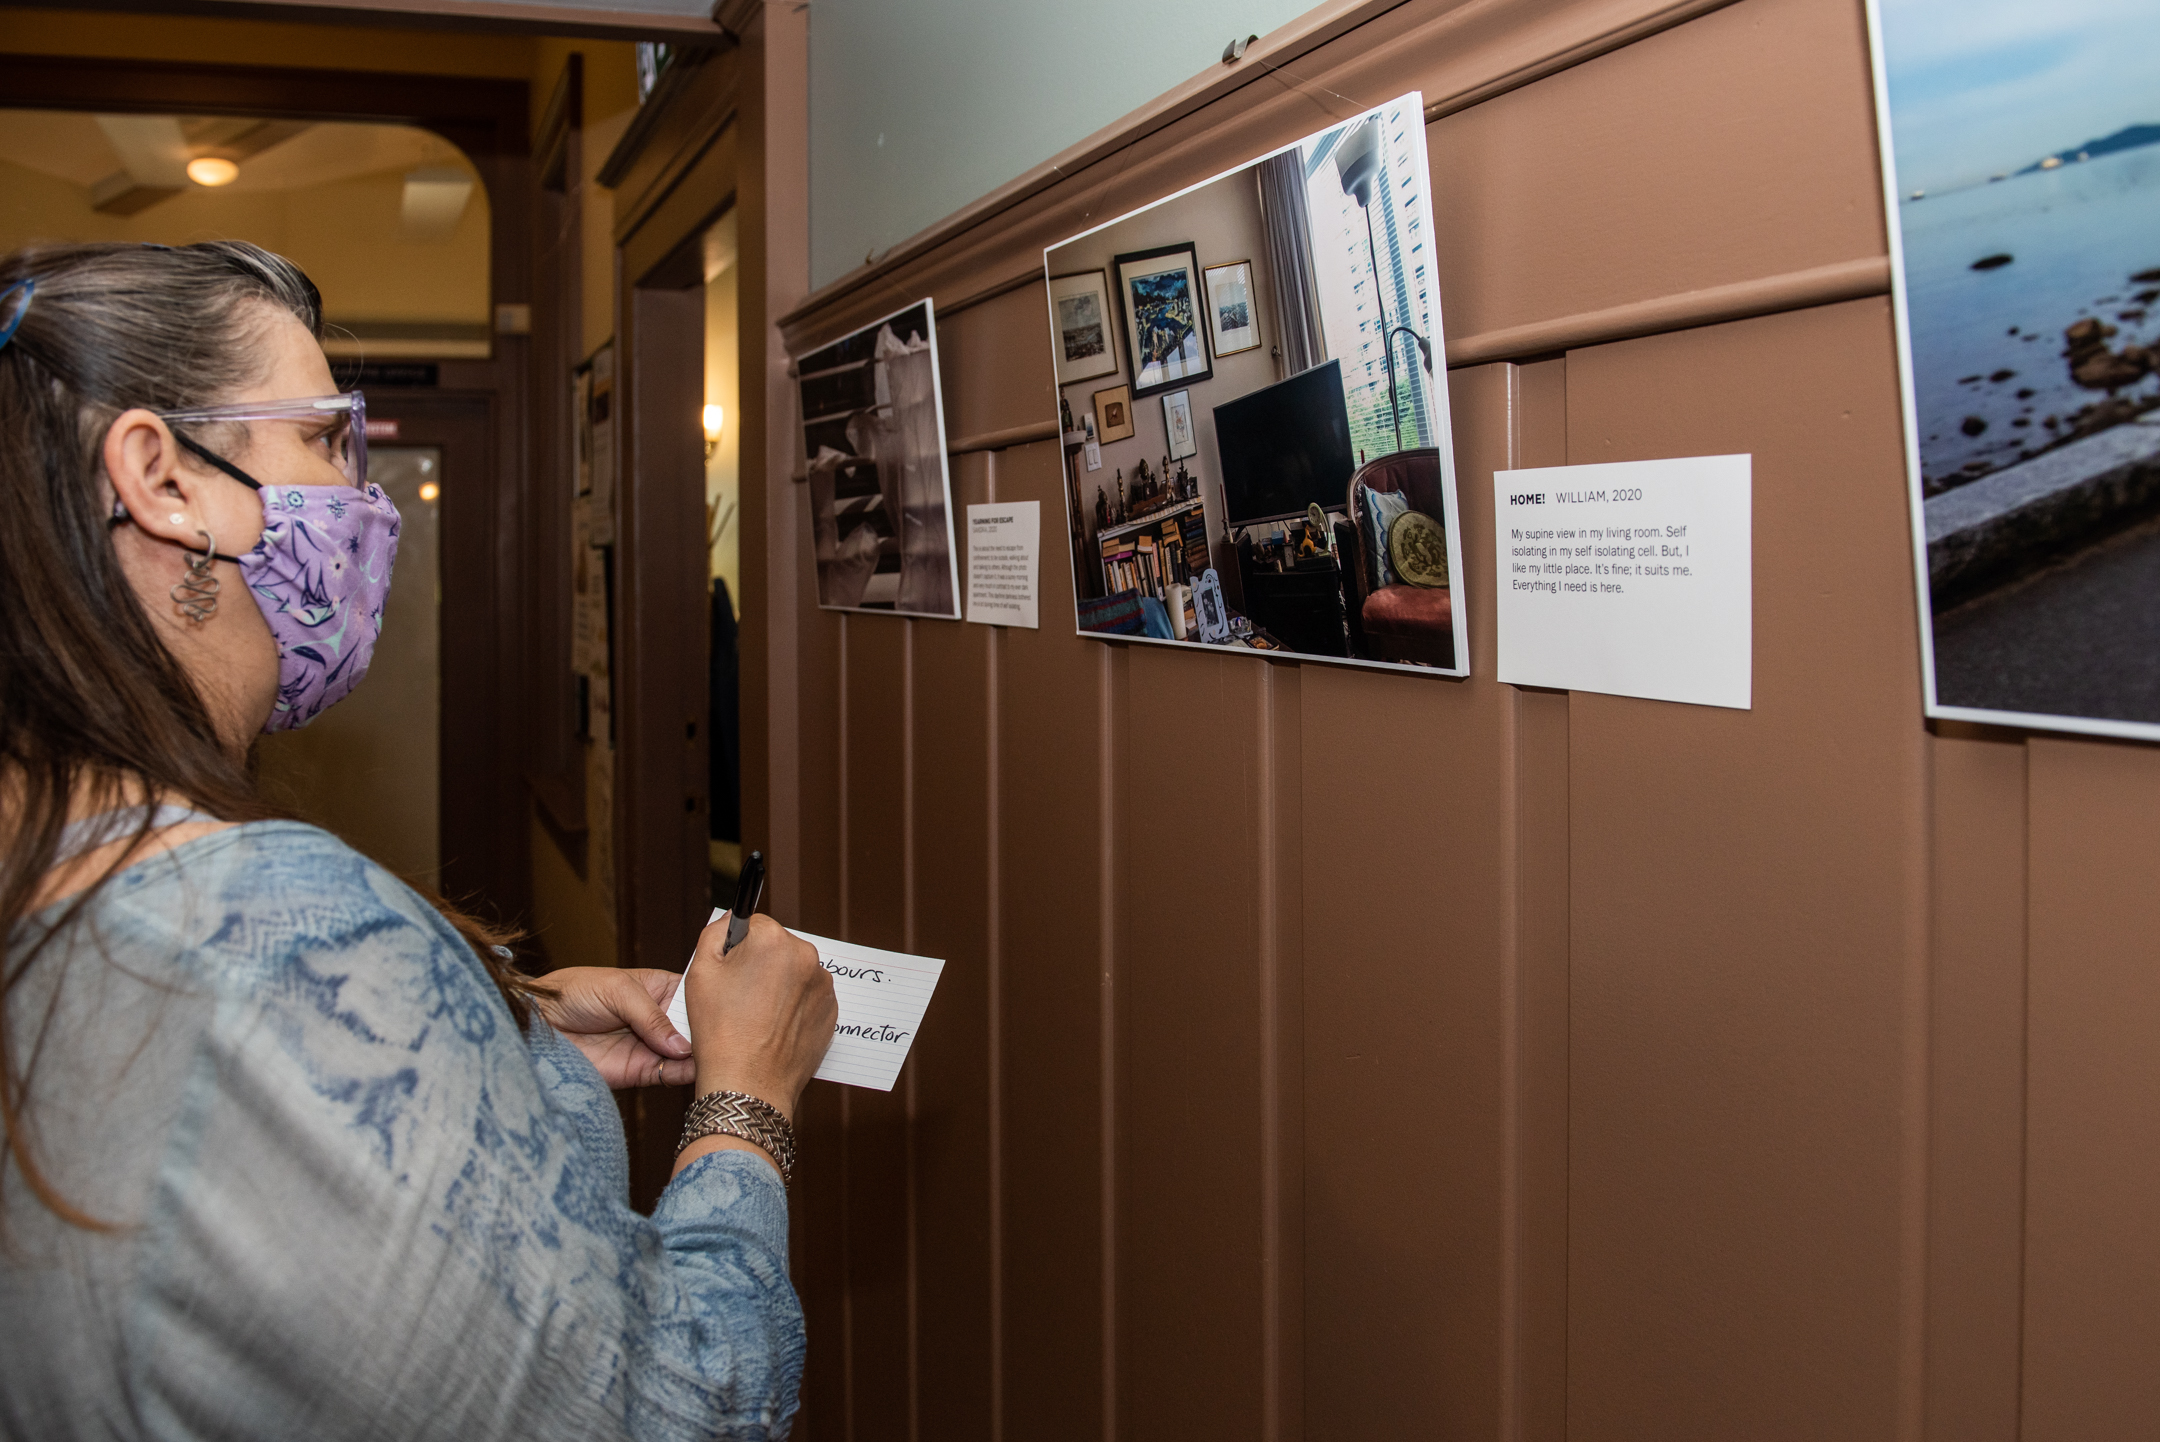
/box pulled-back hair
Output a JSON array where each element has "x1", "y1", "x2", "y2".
[{"x1": 0, "y1": 241, "x2": 539, "y2": 1229}]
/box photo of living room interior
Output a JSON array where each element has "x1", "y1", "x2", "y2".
[{"x1": 1053, "y1": 95, "x2": 1462, "y2": 670}]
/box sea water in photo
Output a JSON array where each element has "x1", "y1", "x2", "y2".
[{"x1": 1901, "y1": 147, "x2": 2160, "y2": 490}]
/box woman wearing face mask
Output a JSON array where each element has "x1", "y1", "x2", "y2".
[{"x1": 0, "y1": 242, "x2": 837, "y2": 1441}]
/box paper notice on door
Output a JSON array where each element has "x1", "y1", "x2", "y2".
[
  {"x1": 667, "y1": 911, "x2": 947, "y2": 1091},
  {"x1": 965, "y1": 500, "x2": 1040, "y2": 629}
]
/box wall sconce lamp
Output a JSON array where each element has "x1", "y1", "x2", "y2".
[{"x1": 703, "y1": 404, "x2": 724, "y2": 462}]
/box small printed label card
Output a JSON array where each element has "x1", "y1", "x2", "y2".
[{"x1": 667, "y1": 911, "x2": 947, "y2": 1092}]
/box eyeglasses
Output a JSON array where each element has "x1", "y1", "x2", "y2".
[{"x1": 158, "y1": 391, "x2": 368, "y2": 488}]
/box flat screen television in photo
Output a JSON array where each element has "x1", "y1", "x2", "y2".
[
  {"x1": 1870, "y1": 0, "x2": 2160, "y2": 740},
  {"x1": 1042, "y1": 93, "x2": 1468, "y2": 674},
  {"x1": 796, "y1": 299, "x2": 961, "y2": 617}
]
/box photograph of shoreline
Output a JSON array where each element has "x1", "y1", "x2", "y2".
[{"x1": 1876, "y1": 0, "x2": 2160, "y2": 735}]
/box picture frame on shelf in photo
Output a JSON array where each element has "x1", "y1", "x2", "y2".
[
  {"x1": 1047, "y1": 269, "x2": 1120, "y2": 387},
  {"x1": 1093, "y1": 382, "x2": 1135, "y2": 443},
  {"x1": 1112, "y1": 242, "x2": 1212, "y2": 398},
  {"x1": 1202, "y1": 259, "x2": 1261, "y2": 357},
  {"x1": 1162, "y1": 388, "x2": 1197, "y2": 459}
]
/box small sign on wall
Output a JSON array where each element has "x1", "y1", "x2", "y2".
[
  {"x1": 964, "y1": 500, "x2": 1040, "y2": 629},
  {"x1": 1494, "y1": 455, "x2": 1752, "y2": 709}
]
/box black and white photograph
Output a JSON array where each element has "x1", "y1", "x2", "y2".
[
  {"x1": 1114, "y1": 243, "x2": 1211, "y2": 398},
  {"x1": 1048, "y1": 268, "x2": 1119, "y2": 386},
  {"x1": 1203, "y1": 259, "x2": 1260, "y2": 357},
  {"x1": 1873, "y1": 0, "x2": 2160, "y2": 739},
  {"x1": 796, "y1": 298, "x2": 961, "y2": 617},
  {"x1": 1046, "y1": 94, "x2": 1467, "y2": 675}
]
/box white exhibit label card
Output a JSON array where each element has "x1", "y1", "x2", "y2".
[
  {"x1": 965, "y1": 500, "x2": 1040, "y2": 629},
  {"x1": 668, "y1": 911, "x2": 947, "y2": 1092},
  {"x1": 1494, "y1": 454, "x2": 1752, "y2": 709}
]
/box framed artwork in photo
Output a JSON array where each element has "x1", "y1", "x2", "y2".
[
  {"x1": 1093, "y1": 383, "x2": 1135, "y2": 443},
  {"x1": 1113, "y1": 242, "x2": 1212, "y2": 398},
  {"x1": 1047, "y1": 269, "x2": 1119, "y2": 386},
  {"x1": 1202, "y1": 260, "x2": 1260, "y2": 357},
  {"x1": 1162, "y1": 389, "x2": 1197, "y2": 459}
]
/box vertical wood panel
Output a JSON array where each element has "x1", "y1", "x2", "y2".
[
  {"x1": 2022, "y1": 737, "x2": 2160, "y2": 1439},
  {"x1": 1563, "y1": 299, "x2": 1922, "y2": 1441},
  {"x1": 1508, "y1": 357, "x2": 1572, "y2": 1442},
  {"x1": 991, "y1": 439, "x2": 1107, "y2": 1441},
  {"x1": 790, "y1": 462, "x2": 849, "y2": 1440},
  {"x1": 907, "y1": 450, "x2": 996, "y2": 1442},
  {"x1": 1118, "y1": 646, "x2": 1267, "y2": 1442},
  {"x1": 1298, "y1": 361, "x2": 1516, "y2": 1440},
  {"x1": 1261, "y1": 660, "x2": 1304, "y2": 1442},
  {"x1": 1923, "y1": 732, "x2": 2027, "y2": 1442},
  {"x1": 842, "y1": 617, "x2": 912, "y2": 1438}
]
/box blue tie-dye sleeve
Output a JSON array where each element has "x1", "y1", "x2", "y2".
[{"x1": 109, "y1": 825, "x2": 805, "y2": 1442}]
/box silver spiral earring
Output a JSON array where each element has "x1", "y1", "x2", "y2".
[{"x1": 171, "y1": 529, "x2": 220, "y2": 623}]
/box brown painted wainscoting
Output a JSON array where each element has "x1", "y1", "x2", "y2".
[{"x1": 747, "y1": 0, "x2": 2160, "y2": 1438}]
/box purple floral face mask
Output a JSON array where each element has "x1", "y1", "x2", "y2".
[
  {"x1": 155, "y1": 392, "x2": 401, "y2": 732},
  {"x1": 244, "y1": 482, "x2": 401, "y2": 731}
]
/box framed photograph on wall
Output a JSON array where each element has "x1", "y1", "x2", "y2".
[
  {"x1": 792, "y1": 298, "x2": 963, "y2": 618},
  {"x1": 1113, "y1": 243, "x2": 1212, "y2": 398},
  {"x1": 1093, "y1": 382, "x2": 1135, "y2": 443},
  {"x1": 1202, "y1": 260, "x2": 1260, "y2": 357},
  {"x1": 1047, "y1": 269, "x2": 1119, "y2": 386},
  {"x1": 1041, "y1": 93, "x2": 1469, "y2": 677},
  {"x1": 1866, "y1": 0, "x2": 2160, "y2": 742},
  {"x1": 1162, "y1": 388, "x2": 1197, "y2": 459}
]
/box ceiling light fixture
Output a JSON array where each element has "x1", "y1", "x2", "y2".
[{"x1": 186, "y1": 156, "x2": 239, "y2": 187}]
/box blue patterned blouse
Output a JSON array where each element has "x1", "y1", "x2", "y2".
[{"x1": 1, "y1": 822, "x2": 804, "y2": 1440}]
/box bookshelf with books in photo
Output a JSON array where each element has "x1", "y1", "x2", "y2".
[{"x1": 1097, "y1": 497, "x2": 1208, "y2": 600}]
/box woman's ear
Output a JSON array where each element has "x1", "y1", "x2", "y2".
[{"x1": 105, "y1": 409, "x2": 213, "y2": 551}]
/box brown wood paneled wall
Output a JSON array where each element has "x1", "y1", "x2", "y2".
[{"x1": 751, "y1": 0, "x2": 2160, "y2": 1435}]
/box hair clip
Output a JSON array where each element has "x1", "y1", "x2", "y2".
[{"x1": 0, "y1": 279, "x2": 35, "y2": 354}]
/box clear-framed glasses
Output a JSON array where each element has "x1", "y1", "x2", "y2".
[{"x1": 158, "y1": 390, "x2": 368, "y2": 487}]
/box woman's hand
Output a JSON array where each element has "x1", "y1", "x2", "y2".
[
  {"x1": 670, "y1": 913, "x2": 837, "y2": 1180},
  {"x1": 683, "y1": 914, "x2": 837, "y2": 1122},
  {"x1": 532, "y1": 967, "x2": 695, "y2": 1090}
]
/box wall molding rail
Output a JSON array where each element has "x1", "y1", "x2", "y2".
[{"x1": 1445, "y1": 255, "x2": 1891, "y2": 367}]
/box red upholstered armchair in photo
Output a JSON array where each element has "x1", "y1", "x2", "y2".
[{"x1": 1344, "y1": 448, "x2": 1455, "y2": 667}]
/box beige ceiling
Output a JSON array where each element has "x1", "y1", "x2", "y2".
[{"x1": 0, "y1": 111, "x2": 468, "y2": 195}]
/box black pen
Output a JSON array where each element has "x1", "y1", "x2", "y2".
[{"x1": 722, "y1": 851, "x2": 766, "y2": 954}]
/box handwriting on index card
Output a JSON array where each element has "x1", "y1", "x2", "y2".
[{"x1": 666, "y1": 913, "x2": 945, "y2": 1092}]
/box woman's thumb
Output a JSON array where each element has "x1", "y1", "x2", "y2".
[{"x1": 616, "y1": 971, "x2": 693, "y2": 1057}]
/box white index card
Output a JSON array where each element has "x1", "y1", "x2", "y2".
[
  {"x1": 667, "y1": 910, "x2": 946, "y2": 1092},
  {"x1": 1494, "y1": 454, "x2": 1752, "y2": 709},
  {"x1": 965, "y1": 500, "x2": 1040, "y2": 629}
]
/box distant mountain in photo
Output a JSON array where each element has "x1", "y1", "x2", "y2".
[{"x1": 2018, "y1": 124, "x2": 2160, "y2": 174}]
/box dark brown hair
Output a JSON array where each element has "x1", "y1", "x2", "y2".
[{"x1": 0, "y1": 241, "x2": 542, "y2": 1228}]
